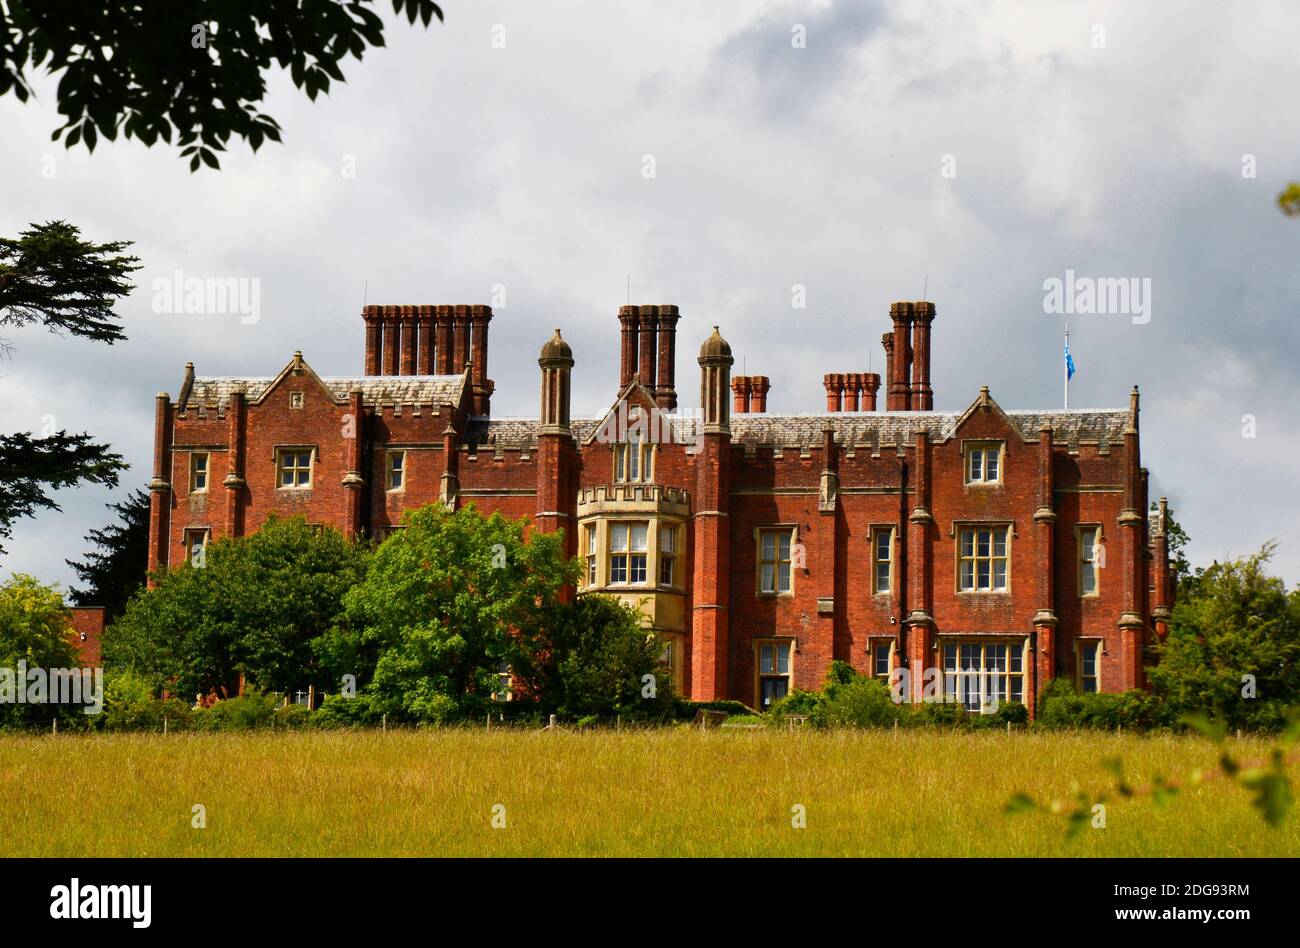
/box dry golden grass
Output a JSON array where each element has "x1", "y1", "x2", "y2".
[{"x1": 0, "y1": 728, "x2": 1295, "y2": 856}]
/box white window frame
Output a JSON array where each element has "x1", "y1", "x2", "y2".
[
  {"x1": 1078, "y1": 640, "x2": 1102, "y2": 693},
  {"x1": 387, "y1": 450, "x2": 406, "y2": 492},
  {"x1": 1078, "y1": 525, "x2": 1102, "y2": 597},
  {"x1": 608, "y1": 521, "x2": 649, "y2": 586},
  {"x1": 757, "y1": 527, "x2": 795, "y2": 596},
  {"x1": 942, "y1": 640, "x2": 1026, "y2": 711},
  {"x1": 584, "y1": 523, "x2": 598, "y2": 587},
  {"x1": 872, "y1": 526, "x2": 894, "y2": 596},
  {"x1": 658, "y1": 523, "x2": 678, "y2": 588},
  {"x1": 871, "y1": 640, "x2": 894, "y2": 681},
  {"x1": 183, "y1": 527, "x2": 210, "y2": 567},
  {"x1": 277, "y1": 448, "x2": 314, "y2": 489},
  {"x1": 957, "y1": 525, "x2": 1010, "y2": 593},
  {"x1": 189, "y1": 452, "x2": 210, "y2": 493},
  {"x1": 965, "y1": 442, "x2": 1004, "y2": 485},
  {"x1": 755, "y1": 639, "x2": 794, "y2": 709}
]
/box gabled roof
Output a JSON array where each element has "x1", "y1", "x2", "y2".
[
  {"x1": 578, "y1": 377, "x2": 681, "y2": 447},
  {"x1": 180, "y1": 353, "x2": 469, "y2": 409}
]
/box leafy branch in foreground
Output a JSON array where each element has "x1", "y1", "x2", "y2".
[
  {"x1": 1005, "y1": 710, "x2": 1300, "y2": 835},
  {"x1": 1280, "y1": 182, "x2": 1300, "y2": 216},
  {"x1": 0, "y1": 0, "x2": 443, "y2": 170}
]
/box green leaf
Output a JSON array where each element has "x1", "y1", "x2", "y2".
[
  {"x1": 1180, "y1": 713, "x2": 1228, "y2": 743},
  {"x1": 1003, "y1": 793, "x2": 1036, "y2": 816}
]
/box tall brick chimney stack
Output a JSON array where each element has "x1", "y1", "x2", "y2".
[
  {"x1": 910, "y1": 301, "x2": 935, "y2": 410},
  {"x1": 468, "y1": 304, "x2": 494, "y2": 414},
  {"x1": 888, "y1": 301, "x2": 914, "y2": 410},
  {"x1": 637, "y1": 310, "x2": 656, "y2": 388},
  {"x1": 654, "y1": 305, "x2": 679, "y2": 411},
  {"x1": 844, "y1": 373, "x2": 861, "y2": 411},
  {"x1": 824, "y1": 374, "x2": 844, "y2": 411},
  {"x1": 452, "y1": 305, "x2": 470, "y2": 375},
  {"x1": 824, "y1": 372, "x2": 880, "y2": 411},
  {"x1": 731, "y1": 376, "x2": 769, "y2": 413},
  {"x1": 862, "y1": 372, "x2": 881, "y2": 410},
  {"x1": 361, "y1": 305, "x2": 493, "y2": 411},
  {"x1": 399, "y1": 306, "x2": 417, "y2": 375},
  {"x1": 382, "y1": 308, "x2": 400, "y2": 375},
  {"x1": 417, "y1": 307, "x2": 433, "y2": 374},
  {"x1": 880, "y1": 334, "x2": 894, "y2": 408},
  {"x1": 436, "y1": 307, "x2": 454, "y2": 374},
  {"x1": 618, "y1": 307, "x2": 639, "y2": 388},
  {"x1": 731, "y1": 376, "x2": 751, "y2": 414},
  {"x1": 363, "y1": 307, "x2": 382, "y2": 375}
]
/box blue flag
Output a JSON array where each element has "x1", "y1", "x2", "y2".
[{"x1": 1065, "y1": 337, "x2": 1076, "y2": 381}]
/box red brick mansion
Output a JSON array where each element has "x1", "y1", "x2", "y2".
[{"x1": 147, "y1": 300, "x2": 1173, "y2": 716}]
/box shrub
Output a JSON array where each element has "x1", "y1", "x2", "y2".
[
  {"x1": 190, "y1": 690, "x2": 279, "y2": 731},
  {"x1": 99, "y1": 669, "x2": 191, "y2": 731},
  {"x1": 997, "y1": 701, "x2": 1030, "y2": 725},
  {"x1": 1038, "y1": 686, "x2": 1166, "y2": 731},
  {"x1": 673, "y1": 699, "x2": 753, "y2": 721},
  {"x1": 811, "y1": 678, "x2": 902, "y2": 729},
  {"x1": 910, "y1": 699, "x2": 970, "y2": 728},
  {"x1": 824, "y1": 660, "x2": 857, "y2": 688},
  {"x1": 311, "y1": 692, "x2": 381, "y2": 729},
  {"x1": 767, "y1": 689, "x2": 824, "y2": 724},
  {"x1": 271, "y1": 703, "x2": 312, "y2": 730}
]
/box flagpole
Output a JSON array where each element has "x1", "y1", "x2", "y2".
[{"x1": 1064, "y1": 326, "x2": 1070, "y2": 410}]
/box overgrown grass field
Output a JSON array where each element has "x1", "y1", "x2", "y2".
[{"x1": 1, "y1": 729, "x2": 1295, "y2": 857}]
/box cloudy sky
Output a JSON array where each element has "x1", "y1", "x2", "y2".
[{"x1": 2, "y1": 0, "x2": 1298, "y2": 589}]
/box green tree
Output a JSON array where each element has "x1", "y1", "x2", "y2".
[
  {"x1": 0, "y1": 574, "x2": 79, "y2": 727},
  {"x1": 105, "y1": 516, "x2": 368, "y2": 698},
  {"x1": 0, "y1": 220, "x2": 139, "y2": 552},
  {"x1": 65, "y1": 488, "x2": 151, "y2": 621},
  {"x1": 335, "y1": 504, "x2": 576, "y2": 724},
  {"x1": 1, "y1": 0, "x2": 442, "y2": 170},
  {"x1": 514, "y1": 593, "x2": 676, "y2": 723},
  {"x1": 1148, "y1": 543, "x2": 1300, "y2": 731}
]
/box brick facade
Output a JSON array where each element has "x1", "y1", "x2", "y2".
[
  {"x1": 148, "y1": 300, "x2": 1173, "y2": 716},
  {"x1": 67, "y1": 608, "x2": 105, "y2": 666}
]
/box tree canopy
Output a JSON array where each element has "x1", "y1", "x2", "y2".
[
  {"x1": 0, "y1": 574, "x2": 79, "y2": 727},
  {"x1": 1149, "y1": 543, "x2": 1300, "y2": 731},
  {"x1": 335, "y1": 503, "x2": 577, "y2": 723},
  {"x1": 65, "y1": 488, "x2": 152, "y2": 621},
  {"x1": 1, "y1": 0, "x2": 443, "y2": 170},
  {"x1": 0, "y1": 220, "x2": 138, "y2": 552},
  {"x1": 106, "y1": 515, "x2": 369, "y2": 698},
  {"x1": 104, "y1": 503, "x2": 675, "y2": 725},
  {"x1": 0, "y1": 220, "x2": 139, "y2": 345}
]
